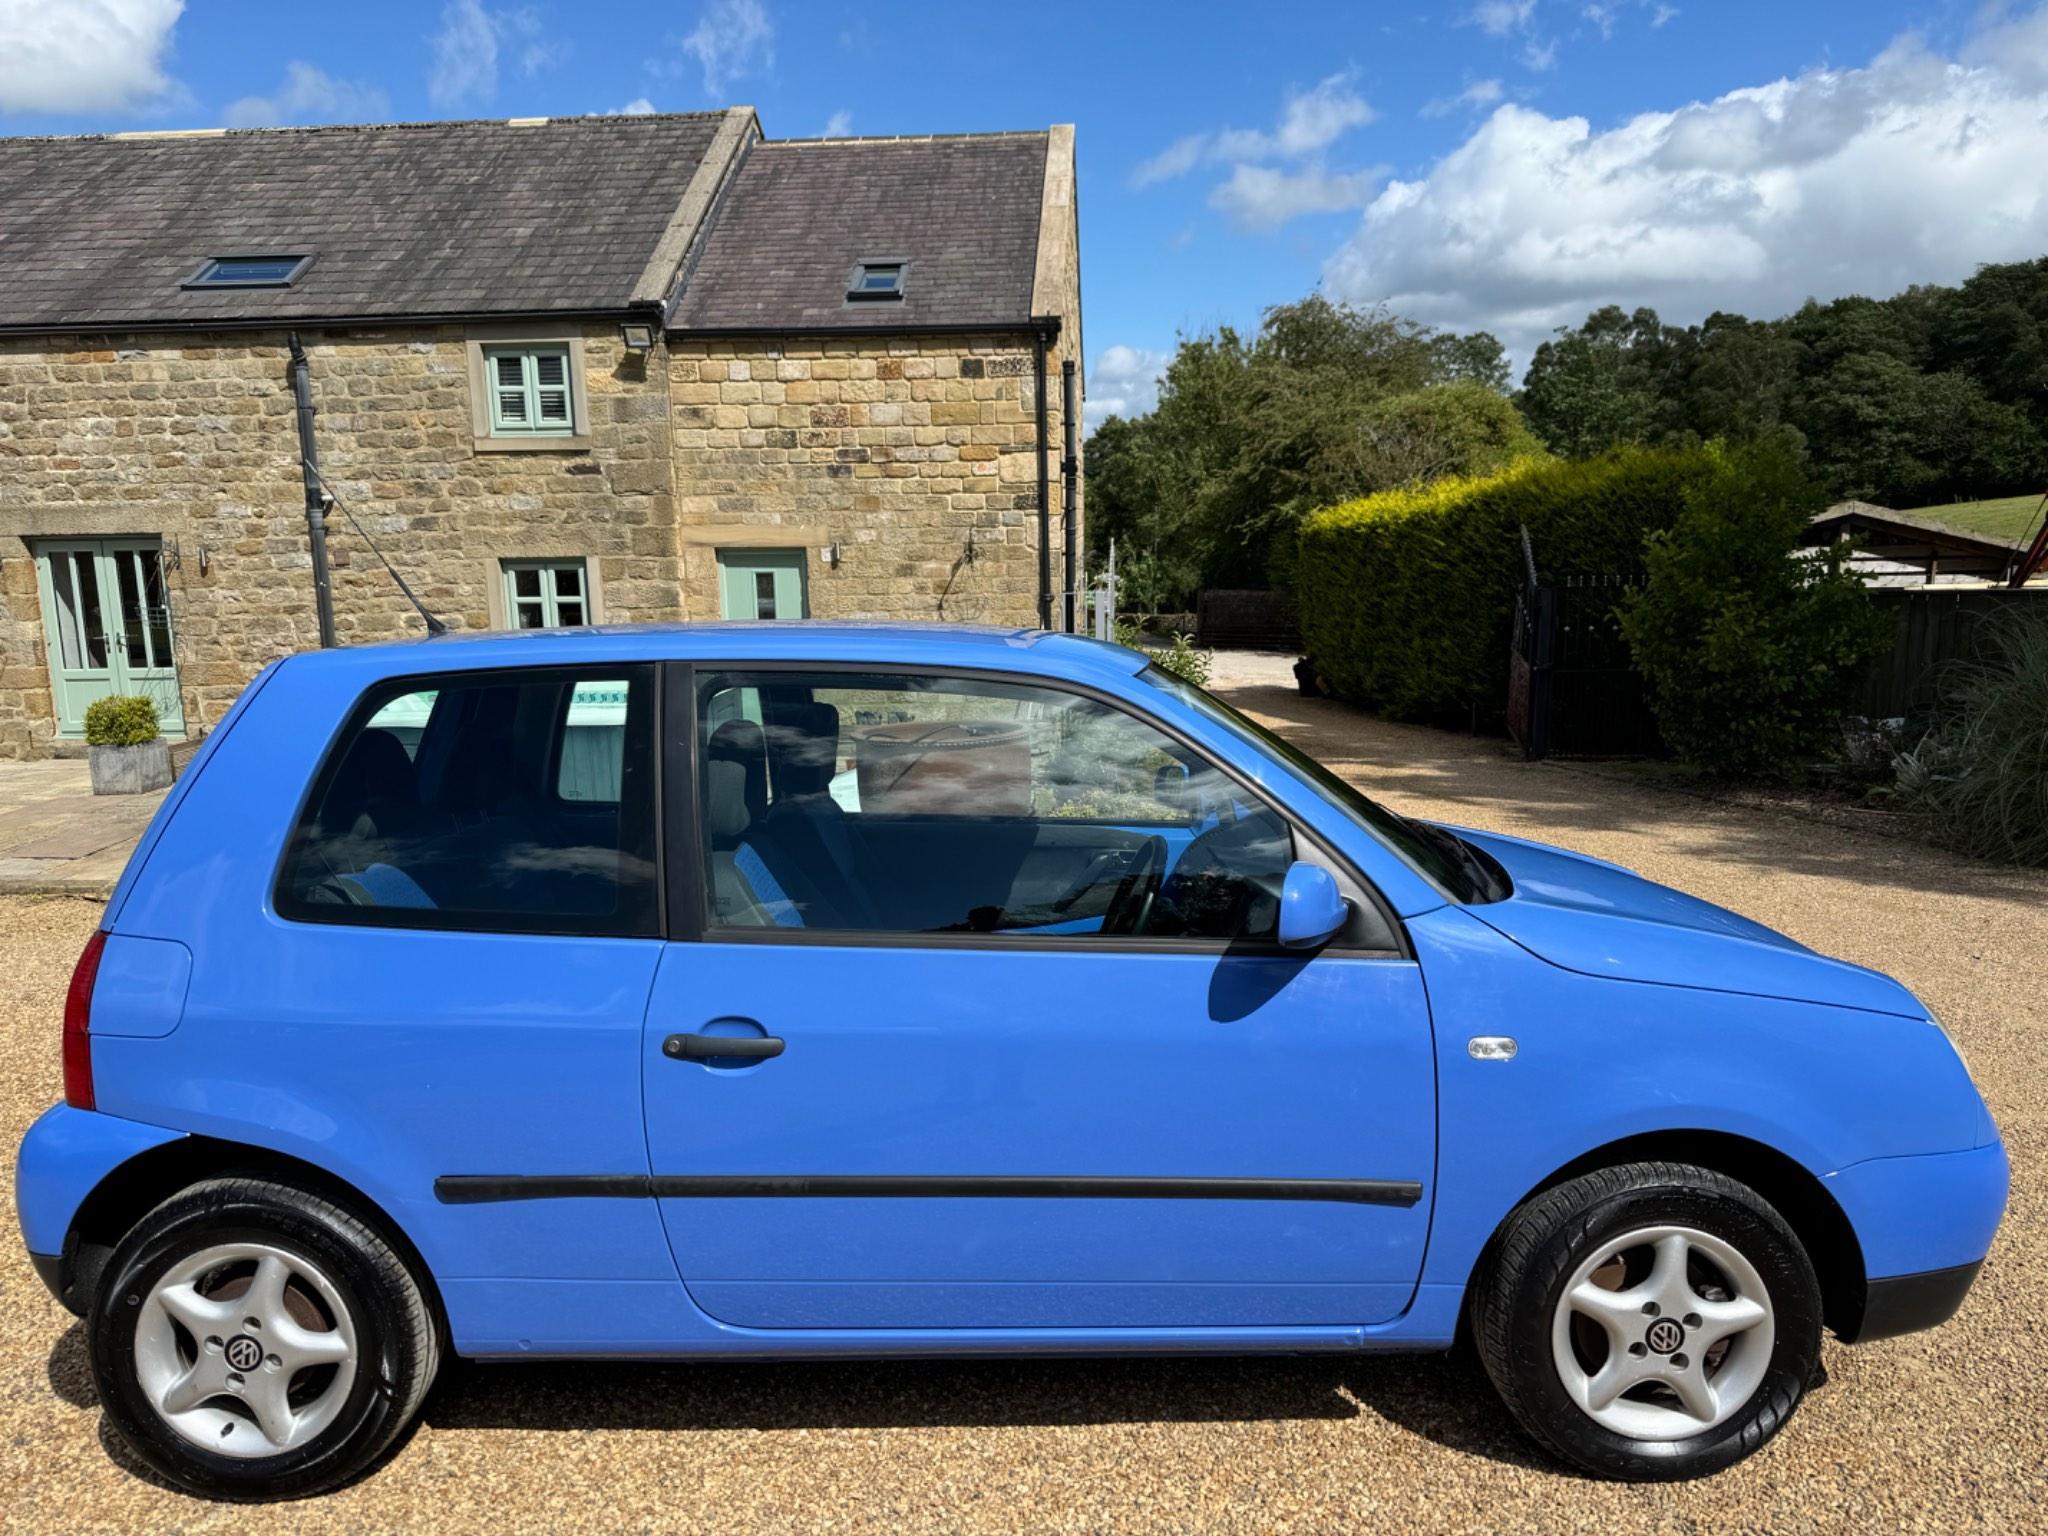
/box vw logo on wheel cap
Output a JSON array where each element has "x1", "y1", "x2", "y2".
[
  {"x1": 225, "y1": 1334, "x2": 264, "y2": 1372},
  {"x1": 1645, "y1": 1318, "x2": 1685, "y2": 1355}
]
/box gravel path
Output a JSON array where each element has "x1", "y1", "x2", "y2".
[{"x1": 1, "y1": 680, "x2": 2039, "y2": 1533}]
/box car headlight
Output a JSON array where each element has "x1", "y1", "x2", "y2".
[{"x1": 1928, "y1": 1010, "x2": 1972, "y2": 1076}]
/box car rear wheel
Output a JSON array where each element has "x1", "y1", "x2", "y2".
[
  {"x1": 1471, "y1": 1161, "x2": 1822, "y2": 1481},
  {"x1": 88, "y1": 1177, "x2": 438, "y2": 1500}
]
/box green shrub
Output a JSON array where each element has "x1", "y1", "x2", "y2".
[
  {"x1": 83, "y1": 694, "x2": 161, "y2": 747},
  {"x1": 1297, "y1": 445, "x2": 1716, "y2": 720},
  {"x1": 1619, "y1": 440, "x2": 1892, "y2": 779},
  {"x1": 1891, "y1": 608, "x2": 2048, "y2": 865},
  {"x1": 1114, "y1": 620, "x2": 1213, "y2": 689}
]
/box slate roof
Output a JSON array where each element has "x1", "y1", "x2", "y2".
[
  {"x1": 670, "y1": 133, "x2": 1049, "y2": 332},
  {"x1": 0, "y1": 114, "x2": 727, "y2": 330}
]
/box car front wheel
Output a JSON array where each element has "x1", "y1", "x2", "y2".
[
  {"x1": 1472, "y1": 1160, "x2": 1823, "y2": 1481},
  {"x1": 88, "y1": 1177, "x2": 439, "y2": 1500}
]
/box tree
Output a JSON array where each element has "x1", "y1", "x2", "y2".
[
  {"x1": 1519, "y1": 306, "x2": 1695, "y2": 456},
  {"x1": 1314, "y1": 382, "x2": 1545, "y2": 496},
  {"x1": 1620, "y1": 441, "x2": 1893, "y2": 779},
  {"x1": 1083, "y1": 297, "x2": 1530, "y2": 604},
  {"x1": 1929, "y1": 257, "x2": 2048, "y2": 412}
]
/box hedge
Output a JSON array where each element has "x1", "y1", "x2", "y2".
[
  {"x1": 1296, "y1": 446, "x2": 1719, "y2": 722},
  {"x1": 84, "y1": 694, "x2": 161, "y2": 747}
]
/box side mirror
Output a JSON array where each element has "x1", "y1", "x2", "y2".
[{"x1": 1278, "y1": 861, "x2": 1350, "y2": 950}]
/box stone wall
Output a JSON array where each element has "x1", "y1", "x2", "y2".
[
  {"x1": 0, "y1": 319, "x2": 1083, "y2": 760},
  {"x1": 0, "y1": 322, "x2": 677, "y2": 757},
  {"x1": 668, "y1": 332, "x2": 1078, "y2": 627}
]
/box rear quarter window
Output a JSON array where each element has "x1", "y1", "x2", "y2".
[{"x1": 274, "y1": 665, "x2": 659, "y2": 936}]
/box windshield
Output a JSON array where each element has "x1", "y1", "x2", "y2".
[{"x1": 1137, "y1": 665, "x2": 1505, "y2": 904}]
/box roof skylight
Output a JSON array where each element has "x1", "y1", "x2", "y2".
[{"x1": 183, "y1": 255, "x2": 313, "y2": 289}]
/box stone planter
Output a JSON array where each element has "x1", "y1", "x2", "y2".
[{"x1": 89, "y1": 739, "x2": 174, "y2": 795}]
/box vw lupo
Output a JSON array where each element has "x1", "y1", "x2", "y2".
[{"x1": 16, "y1": 624, "x2": 2007, "y2": 1497}]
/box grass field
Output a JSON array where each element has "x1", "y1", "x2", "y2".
[{"x1": 1901, "y1": 493, "x2": 2048, "y2": 543}]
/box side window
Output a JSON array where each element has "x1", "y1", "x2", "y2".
[
  {"x1": 278, "y1": 666, "x2": 658, "y2": 935},
  {"x1": 695, "y1": 671, "x2": 1292, "y2": 942}
]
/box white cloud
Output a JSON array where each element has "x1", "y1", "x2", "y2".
[
  {"x1": 1652, "y1": 4, "x2": 1678, "y2": 25},
  {"x1": 429, "y1": 0, "x2": 498, "y2": 108},
  {"x1": 680, "y1": 0, "x2": 772, "y2": 97},
  {"x1": 223, "y1": 63, "x2": 387, "y2": 129},
  {"x1": 0, "y1": 0, "x2": 184, "y2": 115},
  {"x1": 1140, "y1": 73, "x2": 1374, "y2": 185},
  {"x1": 1132, "y1": 133, "x2": 1206, "y2": 187},
  {"x1": 1323, "y1": 18, "x2": 2048, "y2": 361},
  {"x1": 822, "y1": 108, "x2": 852, "y2": 137},
  {"x1": 1211, "y1": 163, "x2": 1388, "y2": 231},
  {"x1": 611, "y1": 96, "x2": 656, "y2": 115},
  {"x1": 1522, "y1": 37, "x2": 1559, "y2": 71},
  {"x1": 1265, "y1": 71, "x2": 1376, "y2": 155},
  {"x1": 1085, "y1": 345, "x2": 1170, "y2": 430},
  {"x1": 428, "y1": 1, "x2": 558, "y2": 109},
  {"x1": 1472, "y1": 0, "x2": 1536, "y2": 36},
  {"x1": 1129, "y1": 73, "x2": 1380, "y2": 225},
  {"x1": 1422, "y1": 78, "x2": 1504, "y2": 118}
]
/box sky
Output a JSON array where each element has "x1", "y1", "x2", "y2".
[{"x1": 5, "y1": 1, "x2": 2048, "y2": 428}]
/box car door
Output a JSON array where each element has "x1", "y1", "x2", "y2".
[{"x1": 640, "y1": 663, "x2": 1437, "y2": 1331}]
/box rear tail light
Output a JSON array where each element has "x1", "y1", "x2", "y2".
[{"x1": 63, "y1": 929, "x2": 108, "y2": 1111}]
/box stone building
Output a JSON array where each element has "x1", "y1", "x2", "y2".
[{"x1": 0, "y1": 109, "x2": 1082, "y2": 758}]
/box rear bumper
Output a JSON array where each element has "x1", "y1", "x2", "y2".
[
  {"x1": 1852, "y1": 1261, "x2": 1983, "y2": 1343},
  {"x1": 14, "y1": 1103, "x2": 187, "y2": 1281}
]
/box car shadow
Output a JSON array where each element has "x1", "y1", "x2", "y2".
[
  {"x1": 52, "y1": 1316, "x2": 1555, "y2": 1476},
  {"x1": 417, "y1": 1346, "x2": 1558, "y2": 1472},
  {"x1": 49, "y1": 1318, "x2": 1838, "y2": 1484}
]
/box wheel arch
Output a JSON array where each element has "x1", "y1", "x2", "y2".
[
  {"x1": 1472, "y1": 1128, "x2": 1870, "y2": 1341},
  {"x1": 56, "y1": 1135, "x2": 448, "y2": 1346}
]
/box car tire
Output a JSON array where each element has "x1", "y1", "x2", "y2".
[
  {"x1": 87, "y1": 1176, "x2": 439, "y2": 1501},
  {"x1": 1471, "y1": 1160, "x2": 1822, "y2": 1481}
]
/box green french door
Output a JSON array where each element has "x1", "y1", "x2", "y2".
[
  {"x1": 33, "y1": 539, "x2": 185, "y2": 739},
  {"x1": 717, "y1": 547, "x2": 810, "y2": 620}
]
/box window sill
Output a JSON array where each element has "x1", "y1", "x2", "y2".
[{"x1": 473, "y1": 434, "x2": 593, "y2": 455}]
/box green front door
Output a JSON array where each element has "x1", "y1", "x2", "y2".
[
  {"x1": 717, "y1": 548, "x2": 810, "y2": 620},
  {"x1": 33, "y1": 539, "x2": 186, "y2": 739}
]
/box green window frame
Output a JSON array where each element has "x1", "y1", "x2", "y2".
[
  {"x1": 502, "y1": 559, "x2": 590, "y2": 629},
  {"x1": 484, "y1": 345, "x2": 576, "y2": 436}
]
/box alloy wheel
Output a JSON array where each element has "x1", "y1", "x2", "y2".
[
  {"x1": 1549, "y1": 1223, "x2": 1775, "y2": 1440},
  {"x1": 132, "y1": 1241, "x2": 359, "y2": 1458}
]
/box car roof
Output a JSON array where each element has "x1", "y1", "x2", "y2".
[{"x1": 277, "y1": 622, "x2": 1155, "y2": 688}]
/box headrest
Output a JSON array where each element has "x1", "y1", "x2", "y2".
[
  {"x1": 321, "y1": 728, "x2": 416, "y2": 830},
  {"x1": 764, "y1": 700, "x2": 842, "y2": 799},
  {"x1": 705, "y1": 719, "x2": 767, "y2": 844}
]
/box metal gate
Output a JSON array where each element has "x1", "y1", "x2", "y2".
[{"x1": 1508, "y1": 532, "x2": 1661, "y2": 760}]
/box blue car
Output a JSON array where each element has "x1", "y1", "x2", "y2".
[{"x1": 16, "y1": 624, "x2": 2006, "y2": 1497}]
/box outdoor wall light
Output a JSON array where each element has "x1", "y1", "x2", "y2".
[
  {"x1": 823, "y1": 542, "x2": 843, "y2": 568},
  {"x1": 620, "y1": 323, "x2": 657, "y2": 352}
]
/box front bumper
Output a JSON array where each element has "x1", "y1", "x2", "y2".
[
  {"x1": 1829, "y1": 1139, "x2": 2008, "y2": 1342},
  {"x1": 1854, "y1": 1261, "x2": 1984, "y2": 1343},
  {"x1": 28, "y1": 1250, "x2": 63, "y2": 1304}
]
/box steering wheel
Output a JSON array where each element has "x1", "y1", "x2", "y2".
[{"x1": 1100, "y1": 835, "x2": 1168, "y2": 937}]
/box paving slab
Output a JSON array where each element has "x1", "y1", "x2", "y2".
[{"x1": 0, "y1": 758, "x2": 167, "y2": 897}]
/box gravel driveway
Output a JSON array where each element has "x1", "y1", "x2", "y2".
[{"x1": 1, "y1": 670, "x2": 2039, "y2": 1533}]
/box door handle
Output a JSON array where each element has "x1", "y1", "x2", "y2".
[{"x1": 663, "y1": 1032, "x2": 784, "y2": 1061}]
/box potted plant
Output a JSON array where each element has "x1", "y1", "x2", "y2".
[{"x1": 85, "y1": 694, "x2": 173, "y2": 794}]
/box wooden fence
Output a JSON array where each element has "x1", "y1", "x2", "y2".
[
  {"x1": 1854, "y1": 587, "x2": 2048, "y2": 718},
  {"x1": 1194, "y1": 589, "x2": 1301, "y2": 651}
]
